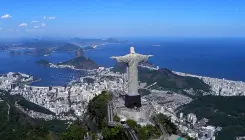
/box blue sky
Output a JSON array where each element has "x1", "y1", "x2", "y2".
[{"x1": 0, "y1": 0, "x2": 245, "y2": 38}]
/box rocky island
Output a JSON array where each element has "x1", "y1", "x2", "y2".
[
  {"x1": 57, "y1": 56, "x2": 99, "y2": 70},
  {"x1": 36, "y1": 60, "x2": 51, "y2": 67},
  {"x1": 37, "y1": 56, "x2": 98, "y2": 70},
  {"x1": 9, "y1": 51, "x2": 21, "y2": 55}
]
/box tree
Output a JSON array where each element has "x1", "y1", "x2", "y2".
[
  {"x1": 126, "y1": 119, "x2": 137, "y2": 128},
  {"x1": 102, "y1": 125, "x2": 126, "y2": 140},
  {"x1": 59, "y1": 124, "x2": 87, "y2": 140},
  {"x1": 113, "y1": 115, "x2": 120, "y2": 122},
  {"x1": 88, "y1": 91, "x2": 111, "y2": 129},
  {"x1": 156, "y1": 113, "x2": 177, "y2": 134},
  {"x1": 136, "y1": 125, "x2": 161, "y2": 140}
]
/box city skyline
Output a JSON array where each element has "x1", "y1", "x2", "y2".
[{"x1": 0, "y1": 0, "x2": 245, "y2": 38}]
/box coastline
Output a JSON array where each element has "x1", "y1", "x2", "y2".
[
  {"x1": 5, "y1": 64, "x2": 245, "y2": 97},
  {"x1": 49, "y1": 63, "x2": 96, "y2": 72},
  {"x1": 25, "y1": 77, "x2": 42, "y2": 85},
  {"x1": 173, "y1": 71, "x2": 245, "y2": 96}
]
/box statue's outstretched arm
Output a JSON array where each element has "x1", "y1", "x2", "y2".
[
  {"x1": 110, "y1": 56, "x2": 118, "y2": 59},
  {"x1": 138, "y1": 54, "x2": 153, "y2": 62},
  {"x1": 110, "y1": 55, "x2": 129, "y2": 63}
]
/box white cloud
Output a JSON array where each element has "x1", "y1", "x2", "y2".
[
  {"x1": 43, "y1": 16, "x2": 46, "y2": 20},
  {"x1": 1, "y1": 14, "x2": 12, "y2": 19},
  {"x1": 48, "y1": 17, "x2": 56, "y2": 20},
  {"x1": 32, "y1": 20, "x2": 39, "y2": 23},
  {"x1": 19, "y1": 23, "x2": 28, "y2": 27},
  {"x1": 34, "y1": 26, "x2": 40, "y2": 28},
  {"x1": 41, "y1": 23, "x2": 46, "y2": 27}
]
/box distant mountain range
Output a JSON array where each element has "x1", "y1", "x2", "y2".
[
  {"x1": 3, "y1": 38, "x2": 128, "y2": 56},
  {"x1": 69, "y1": 38, "x2": 128, "y2": 47}
]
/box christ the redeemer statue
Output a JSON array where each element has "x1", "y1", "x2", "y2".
[{"x1": 111, "y1": 47, "x2": 153, "y2": 108}]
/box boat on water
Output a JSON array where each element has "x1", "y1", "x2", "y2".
[{"x1": 152, "y1": 44, "x2": 160, "y2": 46}]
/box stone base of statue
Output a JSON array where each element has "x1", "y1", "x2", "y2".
[{"x1": 125, "y1": 94, "x2": 141, "y2": 108}]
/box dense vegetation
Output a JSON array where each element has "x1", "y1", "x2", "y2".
[
  {"x1": 58, "y1": 56, "x2": 99, "y2": 69},
  {"x1": 59, "y1": 123, "x2": 87, "y2": 140},
  {"x1": 88, "y1": 91, "x2": 112, "y2": 129},
  {"x1": 87, "y1": 91, "x2": 169, "y2": 140},
  {"x1": 153, "y1": 114, "x2": 178, "y2": 135},
  {"x1": 0, "y1": 90, "x2": 55, "y2": 115},
  {"x1": 180, "y1": 95, "x2": 245, "y2": 140},
  {"x1": 113, "y1": 62, "x2": 210, "y2": 91},
  {"x1": 0, "y1": 90, "x2": 88, "y2": 140},
  {"x1": 140, "y1": 68, "x2": 210, "y2": 91},
  {"x1": 0, "y1": 98, "x2": 65, "y2": 140},
  {"x1": 126, "y1": 119, "x2": 161, "y2": 140},
  {"x1": 87, "y1": 91, "x2": 128, "y2": 140}
]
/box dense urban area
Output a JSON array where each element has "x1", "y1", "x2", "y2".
[{"x1": 0, "y1": 60, "x2": 245, "y2": 139}]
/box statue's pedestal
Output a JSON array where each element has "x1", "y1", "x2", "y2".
[{"x1": 125, "y1": 94, "x2": 141, "y2": 108}]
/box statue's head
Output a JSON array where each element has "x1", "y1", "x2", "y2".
[{"x1": 130, "y1": 47, "x2": 135, "y2": 54}]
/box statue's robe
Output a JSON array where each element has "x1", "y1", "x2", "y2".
[{"x1": 114, "y1": 53, "x2": 151, "y2": 95}]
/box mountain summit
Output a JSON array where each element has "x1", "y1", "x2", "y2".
[{"x1": 58, "y1": 56, "x2": 99, "y2": 70}]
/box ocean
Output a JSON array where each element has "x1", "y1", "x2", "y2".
[
  {"x1": 86, "y1": 38, "x2": 245, "y2": 81},
  {"x1": 0, "y1": 51, "x2": 84, "y2": 86},
  {"x1": 0, "y1": 38, "x2": 245, "y2": 86}
]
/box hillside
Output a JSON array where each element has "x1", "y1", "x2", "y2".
[
  {"x1": 0, "y1": 90, "x2": 55, "y2": 116},
  {"x1": 112, "y1": 62, "x2": 210, "y2": 91},
  {"x1": 0, "y1": 90, "x2": 68, "y2": 140},
  {"x1": 179, "y1": 96, "x2": 245, "y2": 140},
  {"x1": 58, "y1": 56, "x2": 99, "y2": 69}
]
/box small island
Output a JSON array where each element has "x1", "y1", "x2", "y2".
[
  {"x1": 36, "y1": 60, "x2": 51, "y2": 67},
  {"x1": 9, "y1": 51, "x2": 21, "y2": 55}
]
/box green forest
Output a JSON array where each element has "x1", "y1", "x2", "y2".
[{"x1": 180, "y1": 95, "x2": 245, "y2": 140}]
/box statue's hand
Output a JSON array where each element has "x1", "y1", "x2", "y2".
[
  {"x1": 110, "y1": 56, "x2": 117, "y2": 59},
  {"x1": 148, "y1": 55, "x2": 153, "y2": 57}
]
